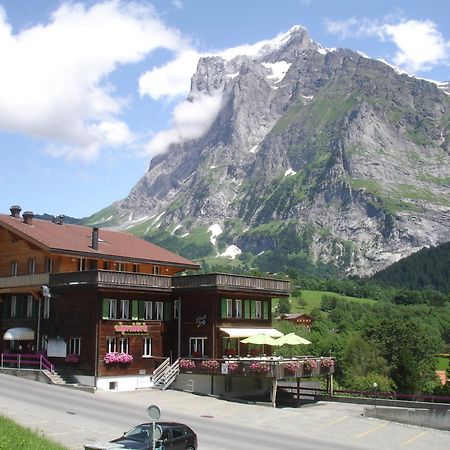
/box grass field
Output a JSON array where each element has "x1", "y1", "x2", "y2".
[
  {"x1": 0, "y1": 415, "x2": 67, "y2": 450},
  {"x1": 274, "y1": 290, "x2": 378, "y2": 314}
]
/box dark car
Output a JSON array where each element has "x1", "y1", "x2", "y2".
[{"x1": 96, "y1": 422, "x2": 197, "y2": 450}]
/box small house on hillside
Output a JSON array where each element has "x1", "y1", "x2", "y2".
[{"x1": 277, "y1": 313, "x2": 313, "y2": 329}]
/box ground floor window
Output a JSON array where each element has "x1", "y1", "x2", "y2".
[
  {"x1": 143, "y1": 337, "x2": 152, "y2": 357},
  {"x1": 69, "y1": 337, "x2": 81, "y2": 355},
  {"x1": 106, "y1": 337, "x2": 116, "y2": 353},
  {"x1": 222, "y1": 337, "x2": 238, "y2": 356},
  {"x1": 189, "y1": 337, "x2": 207, "y2": 357},
  {"x1": 119, "y1": 337, "x2": 129, "y2": 354}
]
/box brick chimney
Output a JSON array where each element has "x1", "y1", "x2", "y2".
[
  {"x1": 91, "y1": 227, "x2": 99, "y2": 250},
  {"x1": 10, "y1": 205, "x2": 21, "y2": 218},
  {"x1": 23, "y1": 211, "x2": 34, "y2": 225}
]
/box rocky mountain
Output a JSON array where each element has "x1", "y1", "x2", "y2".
[{"x1": 86, "y1": 26, "x2": 450, "y2": 277}]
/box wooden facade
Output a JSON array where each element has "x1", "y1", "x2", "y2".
[{"x1": 0, "y1": 208, "x2": 290, "y2": 388}]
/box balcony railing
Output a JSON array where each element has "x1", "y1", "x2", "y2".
[
  {"x1": 50, "y1": 270, "x2": 172, "y2": 291},
  {"x1": 172, "y1": 273, "x2": 290, "y2": 295},
  {"x1": 0, "y1": 273, "x2": 50, "y2": 289}
]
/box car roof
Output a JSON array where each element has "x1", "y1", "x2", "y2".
[{"x1": 138, "y1": 422, "x2": 191, "y2": 429}]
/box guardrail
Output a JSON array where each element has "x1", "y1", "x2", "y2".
[
  {"x1": 0, "y1": 273, "x2": 50, "y2": 288},
  {"x1": 0, "y1": 353, "x2": 54, "y2": 373}
]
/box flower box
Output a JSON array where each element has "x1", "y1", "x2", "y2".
[
  {"x1": 302, "y1": 359, "x2": 317, "y2": 375},
  {"x1": 283, "y1": 361, "x2": 300, "y2": 376},
  {"x1": 248, "y1": 362, "x2": 271, "y2": 375},
  {"x1": 320, "y1": 358, "x2": 334, "y2": 373},
  {"x1": 104, "y1": 352, "x2": 133, "y2": 365},
  {"x1": 200, "y1": 359, "x2": 220, "y2": 373},
  {"x1": 179, "y1": 359, "x2": 196, "y2": 371}
]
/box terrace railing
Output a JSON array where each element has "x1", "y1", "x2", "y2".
[
  {"x1": 172, "y1": 273, "x2": 290, "y2": 295},
  {"x1": 0, "y1": 273, "x2": 50, "y2": 289},
  {"x1": 50, "y1": 270, "x2": 172, "y2": 291}
]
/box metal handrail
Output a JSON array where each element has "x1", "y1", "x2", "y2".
[{"x1": 0, "y1": 353, "x2": 54, "y2": 373}]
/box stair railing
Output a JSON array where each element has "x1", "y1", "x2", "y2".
[{"x1": 151, "y1": 357, "x2": 171, "y2": 386}]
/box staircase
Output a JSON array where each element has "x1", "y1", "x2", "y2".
[
  {"x1": 152, "y1": 358, "x2": 180, "y2": 390},
  {"x1": 43, "y1": 366, "x2": 78, "y2": 386}
]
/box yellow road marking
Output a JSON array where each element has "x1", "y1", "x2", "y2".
[
  {"x1": 311, "y1": 415, "x2": 348, "y2": 431},
  {"x1": 354, "y1": 422, "x2": 388, "y2": 439},
  {"x1": 401, "y1": 431, "x2": 428, "y2": 447}
]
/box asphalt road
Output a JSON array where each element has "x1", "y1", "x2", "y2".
[{"x1": 0, "y1": 373, "x2": 449, "y2": 449}]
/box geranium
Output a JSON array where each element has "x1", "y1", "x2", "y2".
[
  {"x1": 227, "y1": 362, "x2": 241, "y2": 374},
  {"x1": 302, "y1": 359, "x2": 317, "y2": 371},
  {"x1": 179, "y1": 359, "x2": 196, "y2": 370},
  {"x1": 200, "y1": 359, "x2": 220, "y2": 373},
  {"x1": 65, "y1": 354, "x2": 79, "y2": 363},
  {"x1": 249, "y1": 349, "x2": 259, "y2": 357},
  {"x1": 283, "y1": 361, "x2": 300, "y2": 375},
  {"x1": 224, "y1": 348, "x2": 237, "y2": 357},
  {"x1": 192, "y1": 351, "x2": 203, "y2": 358},
  {"x1": 248, "y1": 362, "x2": 271, "y2": 374},
  {"x1": 104, "y1": 352, "x2": 133, "y2": 365},
  {"x1": 320, "y1": 358, "x2": 334, "y2": 369}
]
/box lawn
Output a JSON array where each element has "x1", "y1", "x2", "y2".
[
  {"x1": 0, "y1": 415, "x2": 67, "y2": 450},
  {"x1": 274, "y1": 290, "x2": 377, "y2": 315},
  {"x1": 435, "y1": 356, "x2": 450, "y2": 371}
]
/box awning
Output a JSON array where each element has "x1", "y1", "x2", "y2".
[
  {"x1": 3, "y1": 327, "x2": 35, "y2": 341},
  {"x1": 220, "y1": 327, "x2": 284, "y2": 338}
]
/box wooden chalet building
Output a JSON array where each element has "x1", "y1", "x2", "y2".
[{"x1": 0, "y1": 206, "x2": 290, "y2": 391}]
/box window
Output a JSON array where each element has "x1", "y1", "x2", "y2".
[
  {"x1": 43, "y1": 296, "x2": 50, "y2": 319},
  {"x1": 45, "y1": 257, "x2": 53, "y2": 273},
  {"x1": 119, "y1": 337, "x2": 129, "y2": 353},
  {"x1": 28, "y1": 258, "x2": 36, "y2": 274},
  {"x1": 109, "y1": 299, "x2": 118, "y2": 319},
  {"x1": 144, "y1": 301, "x2": 153, "y2": 320},
  {"x1": 117, "y1": 261, "x2": 125, "y2": 271},
  {"x1": 79, "y1": 258, "x2": 86, "y2": 271},
  {"x1": 69, "y1": 337, "x2": 81, "y2": 355},
  {"x1": 103, "y1": 260, "x2": 111, "y2": 270},
  {"x1": 120, "y1": 300, "x2": 130, "y2": 319},
  {"x1": 10, "y1": 261, "x2": 18, "y2": 276},
  {"x1": 10, "y1": 296, "x2": 17, "y2": 317},
  {"x1": 132, "y1": 263, "x2": 139, "y2": 273},
  {"x1": 41, "y1": 335, "x2": 48, "y2": 352},
  {"x1": 235, "y1": 300, "x2": 242, "y2": 318},
  {"x1": 173, "y1": 299, "x2": 180, "y2": 319},
  {"x1": 189, "y1": 337, "x2": 206, "y2": 357},
  {"x1": 152, "y1": 266, "x2": 160, "y2": 275},
  {"x1": 154, "y1": 302, "x2": 163, "y2": 320},
  {"x1": 107, "y1": 337, "x2": 116, "y2": 353},
  {"x1": 255, "y1": 301, "x2": 262, "y2": 319},
  {"x1": 26, "y1": 295, "x2": 33, "y2": 318},
  {"x1": 143, "y1": 337, "x2": 152, "y2": 357},
  {"x1": 226, "y1": 299, "x2": 233, "y2": 318}
]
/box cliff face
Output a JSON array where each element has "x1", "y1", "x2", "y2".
[{"x1": 88, "y1": 26, "x2": 450, "y2": 276}]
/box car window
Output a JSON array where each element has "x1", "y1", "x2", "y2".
[
  {"x1": 161, "y1": 429, "x2": 171, "y2": 441},
  {"x1": 123, "y1": 424, "x2": 150, "y2": 442},
  {"x1": 172, "y1": 428, "x2": 184, "y2": 438}
]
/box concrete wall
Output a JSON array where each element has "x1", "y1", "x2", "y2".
[
  {"x1": 95, "y1": 374, "x2": 153, "y2": 392},
  {"x1": 364, "y1": 406, "x2": 450, "y2": 431},
  {"x1": 173, "y1": 373, "x2": 270, "y2": 398}
]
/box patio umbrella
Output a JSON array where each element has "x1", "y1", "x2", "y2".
[
  {"x1": 240, "y1": 334, "x2": 279, "y2": 346},
  {"x1": 273, "y1": 332, "x2": 311, "y2": 346}
]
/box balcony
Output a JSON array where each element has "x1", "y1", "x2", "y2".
[
  {"x1": 49, "y1": 270, "x2": 172, "y2": 292},
  {"x1": 172, "y1": 273, "x2": 290, "y2": 296},
  {"x1": 0, "y1": 273, "x2": 50, "y2": 289}
]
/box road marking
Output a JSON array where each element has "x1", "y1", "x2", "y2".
[
  {"x1": 311, "y1": 415, "x2": 348, "y2": 431},
  {"x1": 354, "y1": 422, "x2": 388, "y2": 439},
  {"x1": 401, "y1": 431, "x2": 428, "y2": 447}
]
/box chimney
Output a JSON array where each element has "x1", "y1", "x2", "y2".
[
  {"x1": 52, "y1": 215, "x2": 64, "y2": 225},
  {"x1": 23, "y1": 211, "x2": 34, "y2": 225},
  {"x1": 91, "y1": 227, "x2": 99, "y2": 250},
  {"x1": 10, "y1": 205, "x2": 21, "y2": 218}
]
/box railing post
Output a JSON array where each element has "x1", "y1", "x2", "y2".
[
  {"x1": 40, "y1": 354, "x2": 42, "y2": 371},
  {"x1": 18, "y1": 354, "x2": 21, "y2": 371},
  {"x1": 1, "y1": 353, "x2": 3, "y2": 369}
]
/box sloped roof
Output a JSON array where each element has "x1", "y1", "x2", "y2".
[{"x1": 0, "y1": 214, "x2": 199, "y2": 269}]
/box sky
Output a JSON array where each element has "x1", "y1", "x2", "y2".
[{"x1": 1, "y1": 0, "x2": 449, "y2": 218}]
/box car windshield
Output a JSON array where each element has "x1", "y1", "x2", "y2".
[{"x1": 123, "y1": 424, "x2": 151, "y2": 442}]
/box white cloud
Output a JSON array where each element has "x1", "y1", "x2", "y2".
[
  {"x1": 144, "y1": 92, "x2": 223, "y2": 155},
  {"x1": 0, "y1": 1, "x2": 186, "y2": 160},
  {"x1": 172, "y1": 1, "x2": 183, "y2": 10},
  {"x1": 325, "y1": 17, "x2": 449, "y2": 73}
]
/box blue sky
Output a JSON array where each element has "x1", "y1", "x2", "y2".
[{"x1": 1, "y1": 0, "x2": 449, "y2": 218}]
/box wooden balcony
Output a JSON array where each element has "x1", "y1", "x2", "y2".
[
  {"x1": 49, "y1": 270, "x2": 172, "y2": 292},
  {"x1": 172, "y1": 273, "x2": 290, "y2": 296},
  {"x1": 0, "y1": 273, "x2": 50, "y2": 289}
]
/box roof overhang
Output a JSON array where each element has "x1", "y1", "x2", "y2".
[
  {"x1": 220, "y1": 327, "x2": 284, "y2": 338},
  {"x1": 3, "y1": 327, "x2": 35, "y2": 341}
]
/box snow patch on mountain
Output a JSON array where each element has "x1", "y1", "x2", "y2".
[
  {"x1": 220, "y1": 245, "x2": 242, "y2": 259},
  {"x1": 208, "y1": 223, "x2": 223, "y2": 245},
  {"x1": 262, "y1": 61, "x2": 291, "y2": 83}
]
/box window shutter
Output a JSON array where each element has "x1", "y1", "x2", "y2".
[
  {"x1": 164, "y1": 302, "x2": 171, "y2": 321},
  {"x1": 32, "y1": 297, "x2": 38, "y2": 319},
  {"x1": 220, "y1": 298, "x2": 227, "y2": 318},
  {"x1": 263, "y1": 301, "x2": 269, "y2": 320},
  {"x1": 1, "y1": 299, "x2": 8, "y2": 318},
  {"x1": 138, "y1": 301, "x2": 145, "y2": 320},
  {"x1": 131, "y1": 300, "x2": 139, "y2": 320},
  {"x1": 102, "y1": 299, "x2": 109, "y2": 319},
  {"x1": 244, "y1": 300, "x2": 250, "y2": 319},
  {"x1": 250, "y1": 301, "x2": 256, "y2": 319}
]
